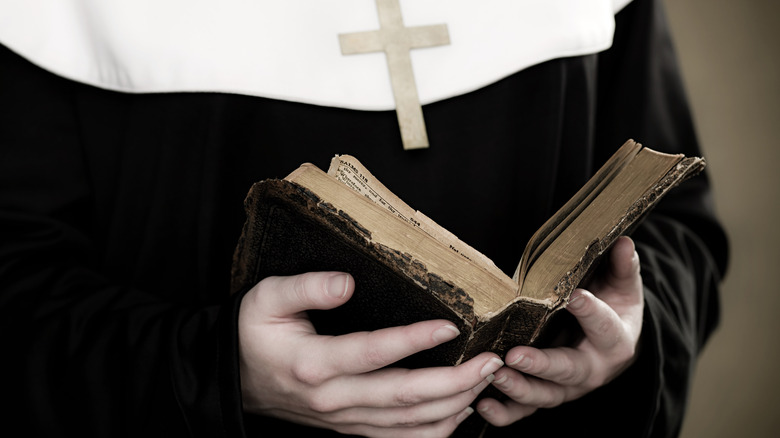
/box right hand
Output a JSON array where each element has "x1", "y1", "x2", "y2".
[{"x1": 238, "y1": 271, "x2": 504, "y2": 437}]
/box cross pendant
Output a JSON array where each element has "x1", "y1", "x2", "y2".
[{"x1": 339, "y1": 0, "x2": 450, "y2": 150}]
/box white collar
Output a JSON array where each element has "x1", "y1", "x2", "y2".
[{"x1": 0, "y1": 0, "x2": 632, "y2": 110}]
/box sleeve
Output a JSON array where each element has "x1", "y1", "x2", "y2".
[
  {"x1": 0, "y1": 44, "x2": 246, "y2": 437},
  {"x1": 590, "y1": 0, "x2": 729, "y2": 435}
]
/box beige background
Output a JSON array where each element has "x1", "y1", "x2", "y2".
[{"x1": 662, "y1": 1, "x2": 780, "y2": 437}]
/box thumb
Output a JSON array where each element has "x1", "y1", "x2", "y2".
[
  {"x1": 246, "y1": 272, "x2": 354, "y2": 319},
  {"x1": 606, "y1": 236, "x2": 640, "y2": 288}
]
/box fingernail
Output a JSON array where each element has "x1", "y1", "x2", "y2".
[
  {"x1": 471, "y1": 377, "x2": 491, "y2": 395},
  {"x1": 455, "y1": 406, "x2": 474, "y2": 424},
  {"x1": 432, "y1": 324, "x2": 460, "y2": 343},
  {"x1": 326, "y1": 274, "x2": 349, "y2": 299},
  {"x1": 508, "y1": 354, "x2": 532, "y2": 369},
  {"x1": 493, "y1": 373, "x2": 511, "y2": 391},
  {"x1": 480, "y1": 357, "x2": 504, "y2": 378},
  {"x1": 567, "y1": 291, "x2": 585, "y2": 310}
]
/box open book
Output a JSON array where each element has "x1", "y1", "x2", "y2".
[{"x1": 231, "y1": 140, "x2": 704, "y2": 367}]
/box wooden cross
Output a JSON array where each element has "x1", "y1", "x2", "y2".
[{"x1": 339, "y1": 0, "x2": 450, "y2": 150}]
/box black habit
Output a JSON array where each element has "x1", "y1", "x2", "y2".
[{"x1": 0, "y1": 0, "x2": 728, "y2": 436}]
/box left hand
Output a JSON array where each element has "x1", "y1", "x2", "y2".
[{"x1": 477, "y1": 236, "x2": 644, "y2": 426}]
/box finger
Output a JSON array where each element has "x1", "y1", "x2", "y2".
[
  {"x1": 292, "y1": 320, "x2": 463, "y2": 380},
  {"x1": 310, "y1": 353, "x2": 504, "y2": 410},
  {"x1": 316, "y1": 381, "x2": 482, "y2": 428},
  {"x1": 490, "y1": 365, "x2": 582, "y2": 407},
  {"x1": 565, "y1": 289, "x2": 628, "y2": 352},
  {"x1": 330, "y1": 411, "x2": 474, "y2": 438},
  {"x1": 273, "y1": 405, "x2": 474, "y2": 438},
  {"x1": 476, "y1": 397, "x2": 538, "y2": 427},
  {"x1": 502, "y1": 347, "x2": 590, "y2": 394},
  {"x1": 608, "y1": 236, "x2": 640, "y2": 282},
  {"x1": 248, "y1": 272, "x2": 354, "y2": 319}
]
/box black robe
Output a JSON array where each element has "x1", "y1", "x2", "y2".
[{"x1": 0, "y1": 0, "x2": 727, "y2": 436}]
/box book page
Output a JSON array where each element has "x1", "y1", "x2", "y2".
[
  {"x1": 327, "y1": 155, "x2": 501, "y2": 274},
  {"x1": 518, "y1": 146, "x2": 689, "y2": 301},
  {"x1": 512, "y1": 140, "x2": 643, "y2": 285}
]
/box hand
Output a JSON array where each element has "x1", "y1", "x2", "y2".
[
  {"x1": 477, "y1": 236, "x2": 644, "y2": 426},
  {"x1": 238, "y1": 271, "x2": 505, "y2": 437}
]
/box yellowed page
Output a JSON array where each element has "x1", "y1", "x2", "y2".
[{"x1": 327, "y1": 155, "x2": 503, "y2": 277}]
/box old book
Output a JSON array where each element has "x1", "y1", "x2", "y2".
[{"x1": 230, "y1": 139, "x2": 704, "y2": 369}]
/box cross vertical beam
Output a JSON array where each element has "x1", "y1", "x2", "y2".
[{"x1": 339, "y1": 0, "x2": 449, "y2": 150}]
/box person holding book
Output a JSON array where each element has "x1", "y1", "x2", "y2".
[{"x1": 0, "y1": 0, "x2": 728, "y2": 437}]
